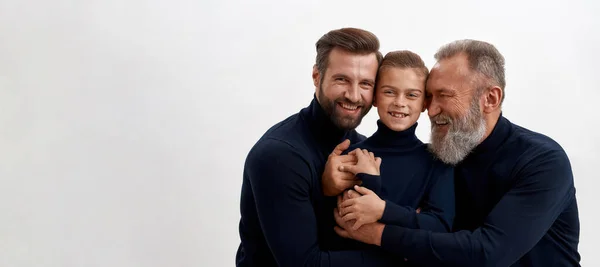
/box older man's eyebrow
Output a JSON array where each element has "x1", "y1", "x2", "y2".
[{"x1": 430, "y1": 88, "x2": 455, "y2": 94}]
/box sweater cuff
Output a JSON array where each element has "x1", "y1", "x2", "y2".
[
  {"x1": 356, "y1": 173, "x2": 382, "y2": 195},
  {"x1": 380, "y1": 200, "x2": 417, "y2": 227},
  {"x1": 381, "y1": 225, "x2": 433, "y2": 263},
  {"x1": 381, "y1": 224, "x2": 408, "y2": 256}
]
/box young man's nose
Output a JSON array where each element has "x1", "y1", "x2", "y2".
[{"x1": 344, "y1": 85, "x2": 360, "y2": 103}]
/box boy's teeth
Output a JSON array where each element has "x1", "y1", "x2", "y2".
[{"x1": 390, "y1": 112, "x2": 407, "y2": 118}]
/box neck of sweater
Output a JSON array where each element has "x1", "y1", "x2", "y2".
[
  {"x1": 300, "y1": 95, "x2": 356, "y2": 153},
  {"x1": 465, "y1": 114, "x2": 512, "y2": 163},
  {"x1": 369, "y1": 120, "x2": 420, "y2": 148}
]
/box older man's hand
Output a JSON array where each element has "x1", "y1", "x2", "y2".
[
  {"x1": 333, "y1": 207, "x2": 385, "y2": 246},
  {"x1": 322, "y1": 140, "x2": 360, "y2": 196}
]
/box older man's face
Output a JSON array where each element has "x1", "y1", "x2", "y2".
[{"x1": 425, "y1": 54, "x2": 486, "y2": 165}]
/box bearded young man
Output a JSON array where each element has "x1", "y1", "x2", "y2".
[
  {"x1": 236, "y1": 28, "x2": 409, "y2": 267},
  {"x1": 332, "y1": 39, "x2": 581, "y2": 267}
]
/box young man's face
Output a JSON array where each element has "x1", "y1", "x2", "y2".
[
  {"x1": 374, "y1": 67, "x2": 425, "y2": 132},
  {"x1": 313, "y1": 47, "x2": 379, "y2": 130}
]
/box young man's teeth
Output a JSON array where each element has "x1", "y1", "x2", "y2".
[
  {"x1": 390, "y1": 112, "x2": 407, "y2": 118},
  {"x1": 342, "y1": 103, "x2": 358, "y2": 110}
]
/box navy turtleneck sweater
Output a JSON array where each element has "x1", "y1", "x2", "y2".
[
  {"x1": 236, "y1": 96, "x2": 394, "y2": 267},
  {"x1": 348, "y1": 120, "x2": 455, "y2": 233},
  {"x1": 380, "y1": 116, "x2": 581, "y2": 267}
]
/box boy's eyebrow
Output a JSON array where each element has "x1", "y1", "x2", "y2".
[
  {"x1": 406, "y1": 88, "x2": 423, "y2": 93},
  {"x1": 379, "y1": 84, "x2": 398, "y2": 90}
]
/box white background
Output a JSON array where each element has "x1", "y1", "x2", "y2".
[{"x1": 0, "y1": 0, "x2": 598, "y2": 266}]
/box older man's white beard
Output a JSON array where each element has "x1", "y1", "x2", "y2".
[{"x1": 429, "y1": 102, "x2": 486, "y2": 165}]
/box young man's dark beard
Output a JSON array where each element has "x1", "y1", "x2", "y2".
[
  {"x1": 428, "y1": 94, "x2": 486, "y2": 165},
  {"x1": 317, "y1": 86, "x2": 371, "y2": 131}
]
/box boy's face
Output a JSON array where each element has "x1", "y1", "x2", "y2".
[{"x1": 374, "y1": 67, "x2": 426, "y2": 132}]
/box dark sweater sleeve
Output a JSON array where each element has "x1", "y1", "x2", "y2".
[
  {"x1": 356, "y1": 173, "x2": 382, "y2": 195},
  {"x1": 247, "y1": 139, "x2": 397, "y2": 267},
  {"x1": 379, "y1": 148, "x2": 575, "y2": 267},
  {"x1": 380, "y1": 162, "x2": 455, "y2": 232}
]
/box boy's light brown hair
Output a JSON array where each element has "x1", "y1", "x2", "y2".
[{"x1": 378, "y1": 50, "x2": 429, "y2": 85}]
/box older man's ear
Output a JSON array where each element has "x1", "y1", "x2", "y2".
[{"x1": 483, "y1": 86, "x2": 503, "y2": 113}]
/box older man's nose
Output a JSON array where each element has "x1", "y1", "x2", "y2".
[{"x1": 427, "y1": 99, "x2": 442, "y2": 118}]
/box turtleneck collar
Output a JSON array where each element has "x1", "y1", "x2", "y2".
[
  {"x1": 300, "y1": 94, "x2": 357, "y2": 152},
  {"x1": 369, "y1": 119, "x2": 421, "y2": 148},
  {"x1": 467, "y1": 114, "x2": 512, "y2": 161}
]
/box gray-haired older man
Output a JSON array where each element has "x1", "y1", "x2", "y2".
[{"x1": 332, "y1": 39, "x2": 581, "y2": 267}]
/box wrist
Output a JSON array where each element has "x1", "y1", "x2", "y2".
[
  {"x1": 358, "y1": 169, "x2": 379, "y2": 176},
  {"x1": 322, "y1": 182, "x2": 336, "y2": 196},
  {"x1": 372, "y1": 223, "x2": 385, "y2": 246},
  {"x1": 376, "y1": 199, "x2": 385, "y2": 220}
]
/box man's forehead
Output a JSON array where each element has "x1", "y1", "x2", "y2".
[
  {"x1": 327, "y1": 49, "x2": 378, "y2": 75},
  {"x1": 430, "y1": 56, "x2": 473, "y2": 83},
  {"x1": 434, "y1": 54, "x2": 471, "y2": 74},
  {"x1": 330, "y1": 47, "x2": 377, "y2": 62}
]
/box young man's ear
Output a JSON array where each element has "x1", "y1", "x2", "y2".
[{"x1": 312, "y1": 65, "x2": 320, "y2": 89}]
